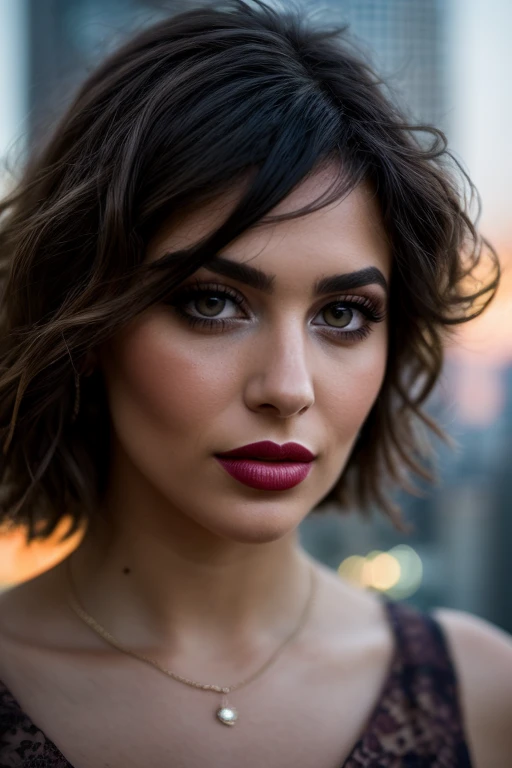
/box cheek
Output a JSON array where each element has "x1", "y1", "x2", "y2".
[
  {"x1": 102, "y1": 313, "x2": 236, "y2": 441},
  {"x1": 319, "y1": 332, "x2": 387, "y2": 441}
]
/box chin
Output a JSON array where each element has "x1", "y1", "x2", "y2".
[{"x1": 193, "y1": 502, "x2": 304, "y2": 545}]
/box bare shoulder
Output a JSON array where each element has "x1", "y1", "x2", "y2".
[
  {"x1": 308, "y1": 558, "x2": 394, "y2": 662},
  {"x1": 0, "y1": 577, "x2": 39, "y2": 643},
  {"x1": 434, "y1": 607, "x2": 512, "y2": 768},
  {"x1": 0, "y1": 563, "x2": 71, "y2": 657}
]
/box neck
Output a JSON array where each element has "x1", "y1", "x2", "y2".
[{"x1": 66, "y1": 503, "x2": 314, "y2": 659}]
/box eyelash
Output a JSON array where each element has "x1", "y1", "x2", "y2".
[{"x1": 167, "y1": 280, "x2": 386, "y2": 343}]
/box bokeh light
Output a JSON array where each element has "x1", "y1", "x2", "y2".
[{"x1": 338, "y1": 545, "x2": 423, "y2": 599}]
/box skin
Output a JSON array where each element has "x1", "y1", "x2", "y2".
[{"x1": 0, "y1": 167, "x2": 511, "y2": 767}]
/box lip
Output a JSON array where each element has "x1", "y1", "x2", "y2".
[
  {"x1": 215, "y1": 441, "x2": 316, "y2": 491},
  {"x1": 216, "y1": 441, "x2": 316, "y2": 462}
]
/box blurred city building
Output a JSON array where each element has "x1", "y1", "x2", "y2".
[{"x1": 0, "y1": 0, "x2": 511, "y2": 631}]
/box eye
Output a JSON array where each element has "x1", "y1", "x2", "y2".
[
  {"x1": 320, "y1": 304, "x2": 355, "y2": 329},
  {"x1": 190, "y1": 294, "x2": 232, "y2": 318},
  {"x1": 312, "y1": 296, "x2": 386, "y2": 342},
  {"x1": 166, "y1": 282, "x2": 248, "y2": 329}
]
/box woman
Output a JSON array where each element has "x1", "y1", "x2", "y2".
[{"x1": 0, "y1": 1, "x2": 510, "y2": 766}]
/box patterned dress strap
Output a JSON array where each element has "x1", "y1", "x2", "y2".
[
  {"x1": 0, "y1": 679, "x2": 72, "y2": 767},
  {"x1": 343, "y1": 600, "x2": 474, "y2": 767}
]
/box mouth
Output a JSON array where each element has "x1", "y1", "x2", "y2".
[
  {"x1": 215, "y1": 441, "x2": 316, "y2": 491},
  {"x1": 216, "y1": 440, "x2": 316, "y2": 462}
]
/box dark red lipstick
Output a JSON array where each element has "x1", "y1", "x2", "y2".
[{"x1": 215, "y1": 441, "x2": 315, "y2": 491}]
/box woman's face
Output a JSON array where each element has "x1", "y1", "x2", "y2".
[{"x1": 100, "y1": 169, "x2": 391, "y2": 544}]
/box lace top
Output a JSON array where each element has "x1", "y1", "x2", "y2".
[{"x1": 0, "y1": 599, "x2": 473, "y2": 767}]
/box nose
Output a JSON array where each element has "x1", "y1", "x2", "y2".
[{"x1": 243, "y1": 323, "x2": 315, "y2": 419}]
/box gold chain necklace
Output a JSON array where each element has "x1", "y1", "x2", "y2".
[{"x1": 65, "y1": 557, "x2": 317, "y2": 727}]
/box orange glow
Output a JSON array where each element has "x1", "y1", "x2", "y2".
[
  {"x1": 445, "y1": 243, "x2": 512, "y2": 426},
  {"x1": 0, "y1": 518, "x2": 84, "y2": 589},
  {"x1": 448, "y1": 245, "x2": 512, "y2": 365}
]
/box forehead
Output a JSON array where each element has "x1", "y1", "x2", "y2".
[{"x1": 147, "y1": 166, "x2": 391, "y2": 281}]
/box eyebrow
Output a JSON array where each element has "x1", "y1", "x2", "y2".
[{"x1": 204, "y1": 255, "x2": 389, "y2": 297}]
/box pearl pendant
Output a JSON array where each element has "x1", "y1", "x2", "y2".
[{"x1": 216, "y1": 705, "x2": 238, "y2": 726}]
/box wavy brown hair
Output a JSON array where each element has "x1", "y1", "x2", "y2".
[{"x1": 0, "y1": 0, "x2": 499, "y2": 542}]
